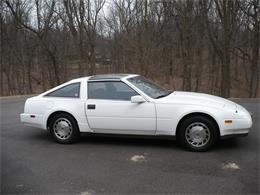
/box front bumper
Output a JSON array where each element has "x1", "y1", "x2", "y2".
[
  {"x1": 221, "y1": 132, "x2": 248, "y2": 139},
  {"x1": 220, "y1": 116, "x2": 252, "y2": 137}
]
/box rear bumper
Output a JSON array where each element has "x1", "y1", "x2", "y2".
[{"x1": 20, "y1": 113, "x2": 45, "y2": 129}]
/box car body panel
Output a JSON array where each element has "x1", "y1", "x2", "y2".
[{"x1": 85, "y1": 99, "x2": 156, "y2": 135}]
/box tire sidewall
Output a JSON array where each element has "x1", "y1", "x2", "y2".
[
  {"x1": 49, "y1": 113, "x2": 79, "y2": 144},
  {"x1": 178, "y1": 116, "x2": 218, "y2": 152}
]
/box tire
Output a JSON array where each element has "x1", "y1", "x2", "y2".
[
  {"x1": 177, "y1": 116, "x2": 219, "y2": 152},
  {"x1": 49, "y1": 113, "x2": 80, "y2": 144}
]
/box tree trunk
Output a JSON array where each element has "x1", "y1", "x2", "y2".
[
  {"x1": 221, "y1": 51, "x2": 231, "y2": 97},
  {"x1": 89, "y1": 40, "x2": 96, "y2": 75},
  {"x1": 27, "y1": 61, "x2": 33, "y2": 94},
  {"x1": 78, "y1": 26, "x2": 84, "y2": 76},
  {"x1": 0, "y1": 8, "x2": 3, "y2": 96},
  {"x1": 195, "y1": 48, "x2": 202, "y2": 91}
]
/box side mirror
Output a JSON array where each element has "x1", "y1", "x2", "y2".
[{"x1": 131, "y1": 95, "x2": 146, "y2": 103}]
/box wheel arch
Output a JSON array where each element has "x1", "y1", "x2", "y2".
[
  {"x1": 46, "y1": 111, "x2": 79, "y2": 131},
  {"x1": 176, "y1": 112, "x2": 220, "y2": 137}
]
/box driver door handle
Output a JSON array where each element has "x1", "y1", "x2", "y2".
[{"x1": 87, "y1": 104, "x2": 96, "y2": 109}]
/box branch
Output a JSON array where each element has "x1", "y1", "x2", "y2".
[
  {"x1": 234, "y1": 47, "x2": 253, "y2": 63},
  {"x1": 4, "y1": 0, "x2": 40, "y2": 36}
]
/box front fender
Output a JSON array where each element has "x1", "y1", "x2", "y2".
[{"x1": 155, "y1": 103, "x2": 231, "y2": 135}]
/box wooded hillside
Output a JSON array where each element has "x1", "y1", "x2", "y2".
[{"x1": 1, "y1": 0, "x2": 259, "y2": 97}]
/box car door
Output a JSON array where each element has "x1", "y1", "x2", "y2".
[{"x1": 85, "y1": 80, "x2": 156, "y2": 135}]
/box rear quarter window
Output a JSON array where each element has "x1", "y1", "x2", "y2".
[{"x1": 45, "y1": 83, "x2": 80, "y2": 98}]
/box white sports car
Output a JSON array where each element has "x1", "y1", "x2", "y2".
[{"x1": 20, "y1": 74, "x2": 252, "y2": 151}]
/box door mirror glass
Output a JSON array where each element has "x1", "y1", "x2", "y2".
[{"x1": 131, "y1": 95, "x2": 146, "y2": 103}]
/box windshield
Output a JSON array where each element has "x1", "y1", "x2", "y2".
[{"x1": 127, "y1": 76, "x2": 172, "y2": 99}]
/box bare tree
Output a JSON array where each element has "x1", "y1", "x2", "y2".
[
  {"x1": 237, "y1": 0, "x2": 260, "y2": 97},
  {"x1": 203, "y1": 0, "x2": 242, "y2": 97},
  {"x1": 5, "y1": 0, "x2": 61, "y2": 87}
]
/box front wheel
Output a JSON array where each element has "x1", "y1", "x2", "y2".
[
  {"x1": 178, "y1": 116, "x2": 219, "y2": 152},
  {"x1": 49, "y1": 113, "x2": 80, "y2": 144}
]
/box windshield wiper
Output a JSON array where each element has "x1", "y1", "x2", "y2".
[{"x1": 155, "y1": 91, "x2": 172, "y2": 99}]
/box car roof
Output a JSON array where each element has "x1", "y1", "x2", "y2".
[
  {"x1": 88, "y1": 74, "x2": 138, "y2": 81},
  {"x1": 68, "y1": 74, "x2": 139, "y2": 83}
]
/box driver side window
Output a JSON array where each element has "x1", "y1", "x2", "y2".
[{"x1": 88, "y1": 81, "x2": 138, "y2": 100}]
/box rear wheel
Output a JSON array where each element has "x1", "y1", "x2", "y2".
[
  {"x1": 178, "y1": 116, "x2": 219, "y2": 152},
  {"x1": 49, "y1": 113, "x2": 80, "y2": 144}
]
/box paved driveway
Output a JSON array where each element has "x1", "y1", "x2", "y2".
[{"x1": 1, "y1": 97, "x2": 259, "y2": 194}]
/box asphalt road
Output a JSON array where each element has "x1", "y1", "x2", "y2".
[{"x1": 1, "y1": 97, "x2": 259, "y2": 194}]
